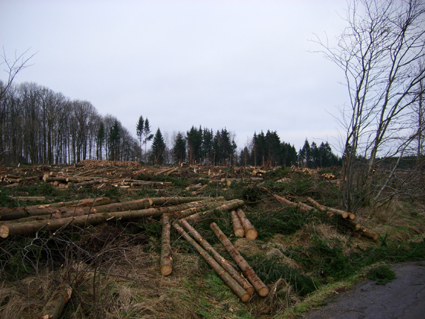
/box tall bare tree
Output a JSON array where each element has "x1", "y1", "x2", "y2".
[{"x1": 315, "y1": 0, "x2": 425, "y2": 211}]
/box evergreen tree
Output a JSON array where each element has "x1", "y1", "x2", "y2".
[
  {"x1": 311, "y1": 141, "x2": 319, "y2": 168},
  {"x1": 142, "y1": 118, "x2": 153, "y2": 161},
  {"x1": 299, "y1": 139, "x2": 312, "y2": 168},
  {"x1": 202, "y1": 128, "x2": 214, "y2": 165},
  {"x1": 186, "y1": 126, "x2": 203, "y2": 164},
  {"x1": 151, "y1": 128, "x2": 166, "y2": 165},
  {"x1": 173, "y1": 132, "x2": 186, "y2": 164},
  {"x1": 265, "y1": 130, "x2": 281, "y2": 166},
  {"x1": 136, "y1": 115, "x2": 144, "y2": 159},
  {"x1": 320, "y1": 142, "x2": 340, "y2": 167},
  {"x1": 282, "y1": 142, "x2": 297, "y2": 167}
]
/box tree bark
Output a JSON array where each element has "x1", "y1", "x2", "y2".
[
  {"x1": 306, "y1": 197, "x2": 354, "y2": 219},
  {"x1": 180, "y1": 219, "x2": 254, "y2": 295},
  {"x1": 231, "y1": 210, "x2": 245, "y2": 237},
  {"x1": 184, "y1": 199, "x2": 245, "y2": 224},
  {"x1": 0, "y1": 200, "x2": 232, "y2": 238},
  {"x1": 173, "y1": 222, "x2": 250, "y2": 302},
  {"x1": 0, "y1": 207, "x2": 60, "y2": 221},
  {"x1": 273, "y1": 194, "x2": 313, "y2": 213},
  {"x1": 236, "y1": 209, "x2": 258, "y2": 240},
  {"x1": 210, "y1": 222, "x2": 269, "y2": 297},
  {"x1": 38, "y1": 283, "x2": 72, "y2": 319},
  {"x1": 160, "y1": 215, "x2": 172, "y2": 276},
  {"x1": 164, "y1": 199, "x2": 228, "y2": 221}
]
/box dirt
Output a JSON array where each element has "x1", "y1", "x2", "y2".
[{"x1": 301, "y1": 261, "x2": 425, "y2": 319}]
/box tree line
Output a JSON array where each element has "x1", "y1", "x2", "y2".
[
  {"x1": 0, "y1": 81, "x2": 341, "y2": 167},
  {"x1": 0, "y1": 81, "x2": 140, "y2": 164}
]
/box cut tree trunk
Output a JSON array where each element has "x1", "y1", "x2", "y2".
[
  {"x1": 0, "y1": 207, "x2": 60, "y2": 221},
  {"x1": 164, "y1": 199, "x2": 228, "y2": 221},
  {"x1": 231, "y1": 210, "x2": 245, "y2": 237},
  {"x1": 38, "y1": 283, "x2": 72, "y2": 319},
  {"x1": 306, "y1": 197, "x2": 355, "y2": 219},
  {"x1": 173, "y1": 222, "x2": 250, "y2": 302},
  {"x1": 160, "y1": 215, "x2": 173, "y2": 276},
  {"x1": 7, "y1": 196, "x2": 46, "y2": 201},
  {"x1": 0, "y1": 200, "x2": 233, "y2": 238},
  {"x1": 273, "y1": 195, "x2": 311, "y2": 213},
  {"x1": 210, "y1": 222, "x2": 269, "y2": 297},
  {"x1": 148, "y1": 196, "x2": 218, "y2": 207},
  {"x1": 180, "y1": 219, "x2": 254, "y2": 295},
  {"x1": 184, "y1": 199, "x2": 245, "y2": 224},
  {"x1": 236, "y1": 209, "x2": 258, "y2": 240}
]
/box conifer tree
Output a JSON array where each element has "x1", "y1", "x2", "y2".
[
  {"x1": 136, "y1": 115, "x2": 144, "y2": 159},
  {"x1": 173, "y1": 132, "x2": 186, "y2": 164},
  {"x1": 142, "y1": 118, "x2": 153, "y2": 161},
  {"x1": 151, "y1": 128, "x2": 166, "y2": 165}
]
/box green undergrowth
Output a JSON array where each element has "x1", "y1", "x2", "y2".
[
  {"x1": 286, "y1": 235, "x2": 425, "y2": 284},
  {"x1": 366, "y1": 264, "x2": 396, "y2": 285},
  {"x1": 247, "y1": 254, "x2": 318, "y2": 296},
  {"x1": 247, "y1": 207, "x2": 330, "y2": 241}
]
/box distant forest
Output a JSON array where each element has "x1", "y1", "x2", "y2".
[{"x1": 0, "y1": 81, "x2": 340, "y2": 167}]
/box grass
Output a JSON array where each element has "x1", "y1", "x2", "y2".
[{"x1": 1, "y1": 164, "x2": 425, "y2": 318}]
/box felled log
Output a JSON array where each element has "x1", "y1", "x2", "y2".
[
  {"x1": 273, "y1": 194, "x2": 314, "y2": 213},
  {"x1": 130, "y1": 180, "x2": 172, "y2": 187},
  {"x1": 148, "y1": 196, "x2": 218, "y2": 207},
  {"x1": 0, "y1": 207, "x2": 60, "y2": 221},
  {"x1": 7, "y1": 196, "x2": 46, "y2": 201},
  {"x1": 164, "y1": 199, "x2": 229, "y2": 221},
  {"x1": 66, "y1": 176, "x2": 103, "y2": 183},
  {"x1": 306, "y1": 197, "x2": 355, "y2": 219},
  {"x1": 236, "y1": 209, "x2": 258, "y2": 240},
  {"x1": 184, "y1": 199, "x2": 245, "y2": 224},
  {"x1": 210, "y1": 222, "x2": 269, "y2": 297},
  {"x1": 71, "y1": 179, "x2": 107, "y2": 188},
  {"x1": 173, "y1": 222, "x2": 250, "y2": 302},
  {"x1": 93, "y1": 198, "x2": 151, "y2": 213},
  {"x1": 38, "y1": 283, "x2": 72, "y2": 319},
  {"x1": 185, "y1": 183, "x2": 203, "y2": 191},
  {"x1": 43, "y1": 176, "x2": 67, "y2": 183},
  {"x1": 160, "y1": 215, "x2": 173, "y2": 276},
  {"x1": 231, "y1": 210, "x2": 245, "y2": 237},
  {"x1": 180, "y1": 219, "x2": 254, "y2": 295},
  {"x1": 155, "y1": 167, "x2": 178, "y2": 176},
  {"x1": 41, "y1": 197, "x2": 112, "y2": 208},
  {"x1": 0, "y1": 199, "x2": 231, "y2": 238}
]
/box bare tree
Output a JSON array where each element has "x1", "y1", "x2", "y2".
[{"x1": 315, "y1": 0, "x2": 425, "y2": 211}]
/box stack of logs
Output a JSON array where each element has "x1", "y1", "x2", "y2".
[{"x1": 160, "y1": 203, "x2": 266, "y2": 303}]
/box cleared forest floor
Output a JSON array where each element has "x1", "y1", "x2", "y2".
[{"x1": 0, "y1": 160, "x2": 424, "y2": 318}]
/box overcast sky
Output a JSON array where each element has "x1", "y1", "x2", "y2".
[{"x1": 1, "y1": 0, "x2": 349, "y2": 153}]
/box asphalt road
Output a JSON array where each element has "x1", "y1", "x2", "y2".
[{"x1": 301, "y1": 261, "x2": 425, "y2": 319}]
